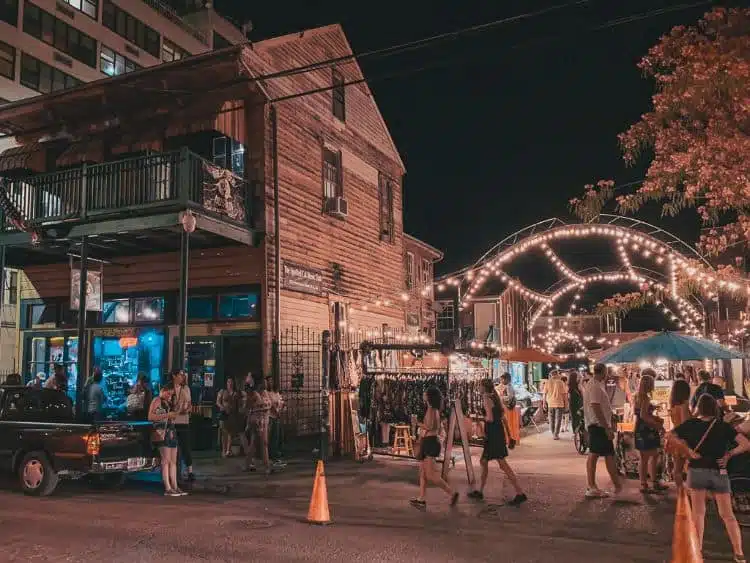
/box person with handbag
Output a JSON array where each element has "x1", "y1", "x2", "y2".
[
  {"x1": 633, "y1": 372, "x2": 666, "y2": 494},
  {"x1": 171, "y1": 369, "x2": 194, "y2": 483},
  {"x1": 148, "y1": 385, "x2": 186, "y2": 497},
  {"x1": 468, "y1": 379, "x2": 526, "y2": 505},
  {"x1": 671, "y1": 394, "x2": 750, "y2": 562}
]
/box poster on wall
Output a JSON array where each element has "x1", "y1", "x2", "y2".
[
  {"x1": 70, "y1": 269, "x2": 103, "y2": 311},
  {"x1": 282, "y1": 261, "x2": 323, "y2": 295}
]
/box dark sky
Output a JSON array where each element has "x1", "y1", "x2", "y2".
[{"x1": 220, "y1": 0, "x2": 724, "y2": 277}]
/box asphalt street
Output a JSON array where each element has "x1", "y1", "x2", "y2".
[{"x1": 0, "y1": 431, "x2": 746, "y2": 562}]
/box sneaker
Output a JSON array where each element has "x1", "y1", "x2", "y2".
[
  {"x1": 187, "y1": 472, "x2": 196, "y2": 482},
  {"x1": 409, "y1": 498, "x2": 426, "y2": 510},
  {"x1": 449, "y1": 492, "x2": 459, "y2": 507},
  {"x1": 467, "y1": 490, "x2": 484, "y2": 500},
  {"x1": 585, "y1": 488, "x2": 609, "y2": 499},
  {"x1": 164, "y1": 490, "x2": 180, "y2": 497},
  {"x1": 508, "y1": 493, "x2": 528, "y2": 506},
  {"x1": 174, "y1": 488, "x2": 189, "y2": 496}
]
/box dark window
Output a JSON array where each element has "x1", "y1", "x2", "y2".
[
  {"x1": 187, "y1": 296, "x2": 215, "y2": 320},
  {"x1": 134, "y1": 297, "x2": 164, "y2": 323},
  {"x1": 436, "y1": 302, "x2": 454, "y2": 331},
  {"x1": 0, "y1": 0, "x2": 18, "y2": 27},
  {"x1": 0, "y1": 40, "x2": 15, "y2": 80},
  {"x1": 28, "y1": 303, "x2": 57, "y2": 327},
  {"x1": 218, "y1": 293, "x2": 258, "y2": 320},
  {"x1": 405, "y1": 252, "x2": 415, "y2": 290},
  {"x1": 212, "y1": 31, "x2": 231, "y2": 49},
  {"x1": 212, "y1": 136, "x2": 245, "y2": 177},
  {"x1": 322, "y1": 148, "x2": 342, "y2": 199},
  {"x1": 23, "y1": 2, "x2": 97, "y2": 67},
  {"x1": 332, "y1": 68, "x2": 345, "y2": 121},
  {"x1": 100, "y1": 45, "x2": 139, "y2": 76},
  {"x1": 378, "y1": 174, "x2": 395, "y2": 242},
  {"x1": 162, "y1": 38, "x2": 188, "y2": 62},
  {"x1": 102, "y1": 0, "x2": 160, "y2": 57},
  {"x1": 102, "y1": 298, "x2": 129, "y2": 324},
  {"x1": 3, "y1": 270, "x2": 18, "y2": 304},
  {"x1": 59, "y1": 0, "x2": 97, "y2": 19},
  {"x1": 20, "y1": 53, "x2": 82, "y2": 93}
]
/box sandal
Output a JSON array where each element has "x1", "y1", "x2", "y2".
[
  {"x1": 733, "y1": 555, "x2": 746, "y2": 563},
  {"x1": 409, "y1": 498, "x2": 426, "y2": 510}
]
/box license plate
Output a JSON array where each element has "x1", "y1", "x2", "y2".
[{"x1": 127, "y1": 457, "x2": 146, "y2": 471}]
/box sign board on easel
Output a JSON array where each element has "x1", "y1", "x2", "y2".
[
  {"x1": 442, "y1": 397, "x2": 476, "y2": 487},
  {"x1": 348, "y1": 392, "x2": 370, "y2": 462}
]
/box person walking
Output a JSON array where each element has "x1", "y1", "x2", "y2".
[
  {"x1": 545, "y1": 371, "x2": 567, "y2": 440},
  {"x1": 171, "y1": 369, "x2": 194, "y2": 483},
  {"x1": 568, "y1": 371, "x2": 585, "y2": 437},
  {"x1": 265, "y1": 376, "x2": 285, "y2": 467},
  {"x1": 148, "y1": 385, "x2": 185, "y2": 497},
  {"x1": 216, "y1": 377, "x2": 243, "y2": 457},
  {"x1": 633, "y1": 372, "x2": 666, "y2": 494},
  {"x1": 584, "y1": 363, "x2": 622, "y2": 499},
  {"x1": 468, "y1": 379, "x2": 526, "y2": 505},
  {"x1": 671, "y1": 394, "x2": 750, "y2": 562},
  {"x1": 410, "y1": 386, "x2": 458, "y2": 510},
  {"x1": 242, "y1": 377, "x2": 272, "y2": 474},
  {"x1": 669, "y1": 379, "x2": 692, "y2": 489},
  {"x1": 85, "y1": 369, "x2": 106, "y2": 423}
]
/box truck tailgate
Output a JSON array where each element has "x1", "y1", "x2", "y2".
[{"x1": 95, "y1": 421, "x2": 154, "y2": 470}]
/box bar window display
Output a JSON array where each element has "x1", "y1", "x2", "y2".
[
  {"x1": 90, "y1": 328, "x2": 165, "y2": 415},
  {"x1": 25, "y1": 334, "x2": 78, "y2": 404}
]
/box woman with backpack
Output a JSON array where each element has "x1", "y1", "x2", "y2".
[{"x1": 127, "y1": 373, "x2": 152, "y2": 420}]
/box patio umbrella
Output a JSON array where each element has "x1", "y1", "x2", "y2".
[
  {"x1": 501, "y1": 348, "x2": 560, "y2": 363},
  {"x1": 597, "y1": 331, "x2": 745, "y2": 364}
]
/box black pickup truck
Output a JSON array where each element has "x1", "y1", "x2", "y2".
[{"x1": 0, "y1": 385, "x2": 157, "y2": 496}]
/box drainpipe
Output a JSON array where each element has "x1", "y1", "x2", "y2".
[{"x1": 271, "y1": 105, "x2": 281, "y2": 386}]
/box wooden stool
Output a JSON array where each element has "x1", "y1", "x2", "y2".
[{"x1": 392, "y1": 425, "x2": 413, "y2": 456}]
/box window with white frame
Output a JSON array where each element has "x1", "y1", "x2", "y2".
[
  {"x1": 322, "y1": 148, "x2": 342, "y2": 199},
  {"x1": 405, "y1": 252, "x2": 415, "y2": 289},
  {"x1": 422, "y1": 258, "x2": 432, "y2": 294},
  {"x1": 436, "y1": 301, "x2": 454, "y2": 331}
]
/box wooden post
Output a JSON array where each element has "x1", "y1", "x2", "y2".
[
  {"x1": 177, "y1": 229, "x2": 190, "y2": 370},
  {"x1": 442, "y1": 397, "x2": 476, "y2": 487}
]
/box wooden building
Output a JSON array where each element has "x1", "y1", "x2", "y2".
[
  {"x1": 0, "y1": 24, "x2": 413, "y2": 422},
  {"x1": 403, "y1": 234, "x2": 442, "y2": 337}
]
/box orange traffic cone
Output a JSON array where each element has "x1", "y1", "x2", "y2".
[
  {"x1": 672, "y1": 488, "x2": 703, "y2": 563},
  {"x1": 307, "y1": 460, "x2": 331, "y2": 525}
]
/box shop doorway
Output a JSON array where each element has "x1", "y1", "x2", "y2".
[{"x1": 223, "y1": 334, "x2": 262, "y2": 386}]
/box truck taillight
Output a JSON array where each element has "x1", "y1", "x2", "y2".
[{"x1": 86, "y1": 432, "x2": 101, "y2": 456}]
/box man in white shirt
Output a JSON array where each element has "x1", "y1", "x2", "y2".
[{"x1": 583, "y1": 363, "x2": 622, "y2": 499}]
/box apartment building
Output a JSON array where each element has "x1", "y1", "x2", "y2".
[{"x1": 0, "y1": 0, "x2": 247, "y2": 372}]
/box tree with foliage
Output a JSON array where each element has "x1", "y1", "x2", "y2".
[{"x1": 571, "y1": 8, "x2": 750, "y2": 258}]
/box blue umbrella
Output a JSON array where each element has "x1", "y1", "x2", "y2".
[{"x1": 597, "y1": 331, "x2": 745, "y2": 363}]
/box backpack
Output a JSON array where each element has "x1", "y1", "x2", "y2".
[{"x1": 127, "y1": 390, "x2": 145, "y2": 412}]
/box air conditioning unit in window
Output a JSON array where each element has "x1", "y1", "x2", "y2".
[{"x1": 324, "y1": 196, "x2": 348, "y2": 219}]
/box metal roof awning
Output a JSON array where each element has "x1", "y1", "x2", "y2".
[{"x1": 0, "y1": 142, "x2": 46, "y2": 173}]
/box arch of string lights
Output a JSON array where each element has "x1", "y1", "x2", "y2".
[{"x1": 433, "y1": 216, "x2": 743, "y2": 350}]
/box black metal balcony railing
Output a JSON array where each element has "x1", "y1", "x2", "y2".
[{"x1": 0, "y1": 149, "x2": 252, "y2": 232}]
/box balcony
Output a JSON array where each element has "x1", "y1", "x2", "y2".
[{"x1": 1, "y1": 148, "x2": 253, "y2": 232}]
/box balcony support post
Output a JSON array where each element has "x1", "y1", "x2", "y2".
[
  {"x1": 75, "y1": 236, "x2": 89, "y2": 417},
  {"x1": 0, "y1": 244, "x2": 5, "y2": 313},
  {"x1": 80, "y1": 164, "x2": 87, "y2": 220},
  {"x1": 177, "y1": 228, "x2": 190, "y2": 371}
]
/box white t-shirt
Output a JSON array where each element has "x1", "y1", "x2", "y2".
[{"x1": 584, "y1": 380, "x2": 613, "y2": 428}]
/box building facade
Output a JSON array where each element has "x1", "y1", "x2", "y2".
[
  {"x1": 403, "y1": 234, "x2": 442, "y2": 337},
  {"x1": 0, "y1": 0, "x2": 247, "y2": 372},
  {"x1": 0, "y1": 25, "x2": 414, "y2": 431}
]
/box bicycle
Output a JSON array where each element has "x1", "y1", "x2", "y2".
[{"x1": 573, "y1": 420, "x2": 588, "y2": 455}]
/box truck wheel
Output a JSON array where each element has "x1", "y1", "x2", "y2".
[{"x1": 19, "y1": 451, "x2": 59, "y2": 496}]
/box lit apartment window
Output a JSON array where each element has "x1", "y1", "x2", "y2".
[
  {"x1": 23, "y1": 2, "x2": 97, "y2": 67},
  {"x1": 332, "y1": 69, "x2": 345, "y2": 121},
  {"x1": 100, "y1": 45, "x2": 139, "y2": 76},
  {"x1": 0, "y1": 0, "x2": 18, "y2": 27},
  {"x1": 20, "y1": 53, "x2": 82, "y2": 93},
  {"x1": 59, "y1": 0, "x2": 96, "y2": 19},
  {"x1": 322, "y1": 148, "x2": 342, "y2": 199},
  {"x1": 102, "y1": 0, "x2": 160, "y2": 58},
  {"x1": 0, "y1": 40, "x2": 15, "y2": 80},
  {"x1": 212, "y1": 136, "x2": 245, "y2": 178},
  {"x1": 162, "y1": 38, "x2": 188, "y2": 63}
]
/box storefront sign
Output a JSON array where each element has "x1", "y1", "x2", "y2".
[
  {"x1": 92, "y1": 327, "x2": 137, "y2": 337},
  {"x1": 282, "y1": 261, "x2": 323, "y2": 295},
  {"x1": 70, "y1": 269, "x2": 103, "y2": 312}
]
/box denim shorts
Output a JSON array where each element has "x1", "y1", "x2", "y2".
[{"x1": 686, "y1": 468, "x2": 731, "y2": 494}]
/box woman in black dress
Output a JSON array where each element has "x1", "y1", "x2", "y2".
[{"x1": 468, "y1": 379, "x2": 527, "y2": 505}]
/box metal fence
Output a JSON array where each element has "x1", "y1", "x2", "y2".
[{"x1": 277, "y1": 326, "x2": 324, "y2": 453}]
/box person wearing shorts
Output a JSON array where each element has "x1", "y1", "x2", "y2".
[{"x1": 583, "y1": 363, "x2": 622, "y2": 499}]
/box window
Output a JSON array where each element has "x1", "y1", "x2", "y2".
[
  {"x1": 23, "y1": 2, "x2": 97, "y2": 67},
  {"x1": 332, "y1": 68, "x2": 345, "y2": 121},
  {"x1": 134, "y1": 297, "x2": 164, "y2": 322},
  {"x1": 3, "y1": 270, "x2": 18, "y2": 304},
  {"x1": 378, "y1": 174, "x2": 394, "y2": 242},
  {"x1": 0, "y1": 40, "x2": 14, "y2": 80},
  {"x1": 20, "y1": 53, "x2": 82, "y2": 93},
  {"x1": 421, "y1": 259, "x2": 432, "y2": 289},
  {"x1": 100, "y1": 45, "x2": 139, "y2": 76},
  {"x1": 212, "y1": 31, "x2": 231, "y2": 49},
  {"x1": 436, "y1": 301, "x2": 454, "y2": 332},
  {"x1": 212, "y1": 136, "x2": 245, "y2": 177},
  {"x1": 28, "y1": 303, "x2": 57, "y2": 327},
  {"x1": 322, "y1": 148, "x2": 342, "y2": 199},
  {"x1": 162, "y1": 38, "x2": 188, "y2": 62},
  {"x1": 59, "y1": 0, "x2": 96, "y2": 19},
  {"x1": 405, "y1": 252, "x2": 415, "y2": 290},
  {"x1": 102, "y1": 298, "x2": 129, "y2": 323},
  {"x1": 102, "y1": 0, "x2": 160, "y2": 58},
  {"x1": 0, "y1": 0, "x2": 18, "y2": 27},
  {"x1": 187, "y1": 296, "x2": 214, "y2": 320},
  {"x1": 218, "y1": 293, "x2": 258, "y2": 320}
]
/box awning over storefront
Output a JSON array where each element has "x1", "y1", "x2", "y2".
[
  {"x1": 0, "y1": 142, "x2": 46, "y2": 173},
  {"x1": 501, "y1": 349, "x2": 560, "y2": 363}
]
